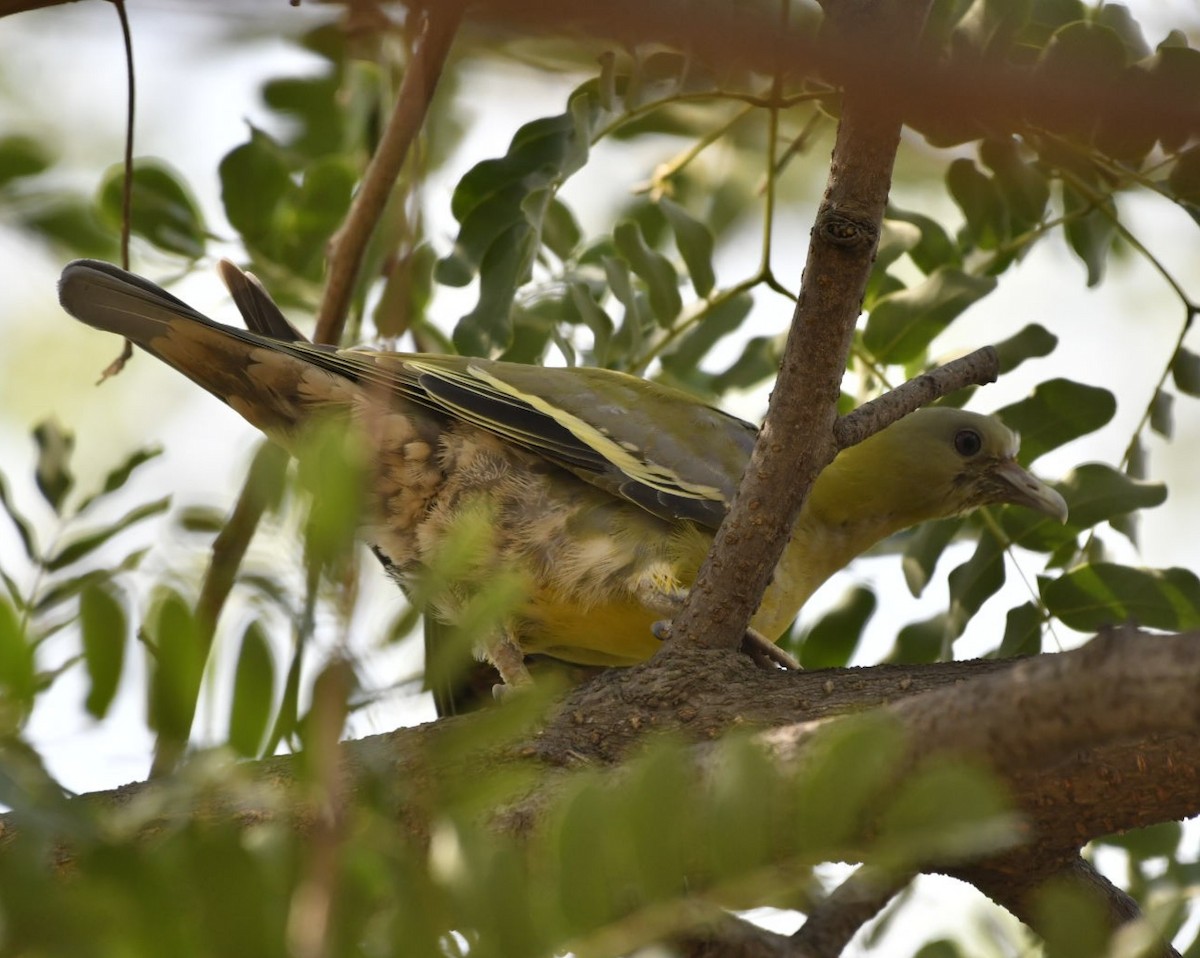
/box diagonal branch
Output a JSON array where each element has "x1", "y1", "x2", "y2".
[{"x1": 313, "y1": 1, "x2": 465, "y2": 345}]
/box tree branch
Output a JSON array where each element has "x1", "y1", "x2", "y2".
[
  {"x1": 8, "y1": 629, "x2": 1196, "y2": 953},
  {"x1": 956, "y1": 855, "x2": 1182, "y2": 958},
  {"x1": 668, "y1": 0, "x2": 935, "y2": 653},
  {"x1": 789, "y1": 866, "x2": 913, "y2": 957},
  {"x1": 833, "y1": 346, "x2": 998, "y2": 450},
  {"x1": 313, "y1": 1, "x2": 464, "y2": 345},
  {"x1": 467, "y1": 0, "x2": 1200, "y2": 141}
]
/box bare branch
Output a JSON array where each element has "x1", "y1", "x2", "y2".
[
  {"x1": 313, "y1": 2, "x2": 465, "y2": 345},
  {"x1": 833, "y1": 347, "x2": 999, "y2": 451}
]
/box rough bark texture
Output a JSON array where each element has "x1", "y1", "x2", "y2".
[
  {"x1": 8, "y1": 628, "x2": 1196, "y2": 955},
  {"x1": 670, "y1": 0, "x2": 936, "y2": 651}
]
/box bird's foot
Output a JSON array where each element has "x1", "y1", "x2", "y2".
[{"x1": 488, "y1": 632, "x2": 533, "y2": 699}]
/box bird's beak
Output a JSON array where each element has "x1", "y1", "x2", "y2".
[{"x1": 993, "y1": 459, "x2": 1069, "y2": 523}]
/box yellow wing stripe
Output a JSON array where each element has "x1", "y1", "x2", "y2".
[{"x1": 461, "y1": 363, "x2": 726, "y2": 505}]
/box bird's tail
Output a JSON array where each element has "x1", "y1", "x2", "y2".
[
  {"x1": 59, "y1": 259, "x2": 261, "y2": 349},
  {"x1": 59, "y1": 259, "x2": 322, "y2": 437}
]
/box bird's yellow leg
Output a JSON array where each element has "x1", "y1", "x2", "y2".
[
  {"x1": 488, "y1": 626, "x2": 533, "y2": 696},
  {"x1": 634, "y1": 584, "x2": 801, "y2": 671}
]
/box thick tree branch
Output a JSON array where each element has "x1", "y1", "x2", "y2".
[
  {"x1": 7, "y1": 629, "x2": 1196, "y2": 954},
  {"x1": 465, "y1": 0, "x2": 1200, "y2": 141},
  {"x1": 956, "y1": 855, "x2": 1181, "y2": 958}
]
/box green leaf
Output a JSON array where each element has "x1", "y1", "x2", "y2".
[
  {"x1": 80, "y1": 582, "x2": 126, "y2": 719},
  {"x1": 1172, "y1": 348, "x2": 1200, "y2": 397},
  {"x1": 902, "y1": 517, "x2": 963, "y2": 597},
  {"x1": 19, "y1": 196, "x2": 119, "y2": 259},
  {"x1": 874, "y1": 219, "x2": 922, "y2": 272},
  {"x1": 442, "y1": 111, "x2": 584, "y2": 286},
  {"x1": 78, "y1": 446, "x2": 163, "y2": 512},
  {"x1": 1036, "y1": 21, "x2": 1130, "y2": 93},
  {"x1": 659, "y1": 198, "x2": 716, "y2": 297},
  {"x1": 996, "y1": 378, "x2": 1116, "y2": 463},
  {"x1": 1096, "y1": 821, "x2": 1181, "y2": 859},
  {"x1": 44, "y1": 497, "x2": 170, "y2": 572},
  {"x1": 1034, "y1": 874, "x2": 1111, "y2": 958},
  {"x1": 0, "y1": 599, "x2": 34, "y2": 717},
  {"x1": 980, "y1": 137, "x2": 1050, "y2": 232},
  {"x1": 146, "y1": 589, "x2": 205, "y2": 741},
  {"x1": 1127, "y1": 435, "x2": 1147, "y2": 480},
  {"x1": 453, "y1": 222, "x2": 535, "y2": 356},
  {"x1": 993, "y1": 323, "x2": 1057, "y2": 374},
  {"x1": 541, "y1": 197, "x2": 582, "y2": 261},
  {"x1": 1094, "y1": 5, "x2": 1150, "y2": 60},
  {"x1": 280, "y1": 157, "x2": 356, "y2": 275},
  {"x1": 0, "y1": 570, "x2": 23, "y2": 610},
  {"x1": 229, "y1": 621, "x2": 275, "y2": 758},
  {"x1": 947, "y1": 158, "x2": 1004, "y2": 248},
  {"x1": 797, "y1": 586, "x2": 877, "y2": 669},
  {"x1": 1041, "y1": 564, "x2": 1200, "y2": 632},
  {"x1": 945, "y1": 532, "x2": 1005, "y2": 644},
  {"x1": 262, "y1": 68, "x2": 344, "y2": 158},
  {"x1": 864, "y1": 267, "x2": 997, "y2": 364},
  {"x1": 437, "y1": 183, "x2": 534, "y2": 288},
  {"x1": 1167, "y1": 146, "x2": 1200, "y2": 204},
  {"x1": 0, "y1": 134, "x2": 52, "y2": 189},
  {"x1": 888, "y1": 613, "x2": 948, "y2": 664},
  {"x1": 1061, "y1": 184, "x2": 1116, "y2": 287},
  {"x1": 885, "y1": 206, "x2": 961, "y2": 274},
  {"x1": 98, "y1": 159, "x2": 206, "y2": 259},
  {"x1": 1055, "y1": 463, "x2": 1166, "y2": 530},
  {"x1": 998, "y1": 601, "x2": 1043, "y2": 657},
  {"x1": 375, "y1": 242, "x2": 436, "y2": 341},
  {"x1": 1147, "y1": 43, "x2": 1200, "y2": 152},
  {"x1": 711, "y1": 335, "x2": 782, "y2": 393},
  {"x1": 877, "y1": 759, "x2": 1012, "y2": 866},
  {"x1": 33, "y1": 419, "x2": 74, "y2": 516},
  {"x1": 604, "y1": 254, "x2": 645, "y2": 357},
  {"x1": 33, "y1": 549, "x2": 147, "y2": 614},
  {"x1": 219, "y1": 130, "x2": 293, "y2": 247},
  {"x1": 613, "y1": 220, "x2": 682, "y2": 326},
  {"x1": 295, "y1": 423, "x2": 367, "y2": 575},
  {"x1": 0, "y1": 473, "x2": 38, "y2": 561},
  {"x1": 659, "y1": 294, "x2": 752, "y2": 383},
  {"x1": 569, "y1": 283, "x2": 614, "y2": 366},
  {"x1": 1150, "y1": 387, "x2": 1173, "y2": 438},
  {"x1": 175, "y1": 506, "x2": 227, "y2": 535}
]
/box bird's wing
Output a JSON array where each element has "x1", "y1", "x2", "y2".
[
  {"x1": 282, "y1": 346, "x2": 757, "y2": 528},
  {"x1": 410, "y1": 358, "x2": 758, "y2": 528}
]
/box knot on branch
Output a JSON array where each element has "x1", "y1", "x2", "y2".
[{"x1": 816, "y1": 207, "x2": 878, "y2": 250}]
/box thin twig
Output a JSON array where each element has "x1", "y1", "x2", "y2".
[
  {"x1": 313, "y1": 2, "x2": 465, "y2": 345},
  {"x1": 97, "y1": 0, "x2": 136, "y2": 383},
  {"x1": 833, "y1": 346, "x2": 999, "y2": 450}
]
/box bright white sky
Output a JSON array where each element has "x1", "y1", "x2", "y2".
[{"x1": 0, "y1": 2, "x2": 1198, "y2": 952}]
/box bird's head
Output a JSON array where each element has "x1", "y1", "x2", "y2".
[{"x1": 806, "y1": 406, "x2": 1068, "y2": 532}]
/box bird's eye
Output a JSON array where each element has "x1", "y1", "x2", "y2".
[{"x1": 954, "y1": 429, "x2": 983, "y2": 457}]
